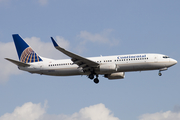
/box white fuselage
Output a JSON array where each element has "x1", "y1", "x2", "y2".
[{"x1": 18, "y1": 53, "x2": 177, "y2": 76}]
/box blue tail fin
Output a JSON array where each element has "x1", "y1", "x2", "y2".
[{"x1": 12, "y1": 34, "x2": 43, "y2": 63}]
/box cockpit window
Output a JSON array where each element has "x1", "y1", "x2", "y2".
[{"x1": 163, "y1": 56, "x2": 170, "y2": 58}]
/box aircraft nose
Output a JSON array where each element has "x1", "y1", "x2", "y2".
[{"x1": 170, "y1": 59, "x2": 177, "y2": 65}]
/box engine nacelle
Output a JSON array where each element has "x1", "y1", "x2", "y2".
[
  {"x1": 104, "y1": 72, "x2": 125, "y2": 80},
  {"x1": 99, "y1": 64, "x2": 117, "y2": 74}
]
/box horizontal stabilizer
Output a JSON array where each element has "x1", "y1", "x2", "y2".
[{"x1": 5, "y1": 58, "x2": 30, "y2": 67}]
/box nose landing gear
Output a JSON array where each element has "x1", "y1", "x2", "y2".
[
  {"x1": 158, "y1": 67, "x2": 168, "y2": 76},
  {"x1": 158, "y1": 72, "x2": 162, "y2": 76}
]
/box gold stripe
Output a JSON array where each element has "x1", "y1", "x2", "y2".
[
  {"x1": 21, "y1": 54, "x2": 26, "y2": 63},
  {"x1": 33, "y1": 52, "x2": 35, "y2": 62},
  {"x1": 30, "y1": 53, "x2": 32, "y2": 63},
  {"x1": 26, "y1": 53, "x2": 31, "y2": 63},
  {"x1": 20, "y1": 52, "x2": 26, "y2": 62},
  {"x1": 23, "y1": 53, "x2": 29, "y2": 63},
  {"x1": 21, "y1": 47, "x2": 29, "y2": 62},
  {"x1": 37, "y1": 53, "x2": 39, "y2": 62}
]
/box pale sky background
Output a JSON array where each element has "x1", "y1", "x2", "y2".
[{"x1": 0, "y1": 0, "x2": 180, "y2": 120}]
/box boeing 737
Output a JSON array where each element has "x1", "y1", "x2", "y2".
[{"x1": 5, "y1": 34, "x2": 177, "y2": 84}]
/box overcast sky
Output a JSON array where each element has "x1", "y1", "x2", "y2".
[{"x1": 0, "y1": 0, "x2": 180, "y2": 120}]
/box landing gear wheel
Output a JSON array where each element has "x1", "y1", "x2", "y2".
[
  {"x1": 94, "y1": 78, "x2": 99, "y2": 84},
  {"x1": 158, "y1": 72, "x2": 162, "y2": 76},
  {"x1": 89, "y1": 74, "x2": 94, "y2": 80}
]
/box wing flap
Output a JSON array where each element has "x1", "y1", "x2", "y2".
[{"x1": 5, "y1": 58, "x2": 30, "y2": 67}]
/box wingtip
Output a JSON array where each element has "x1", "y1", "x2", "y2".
[{"x1": 51, "y1": 37, "x2": 59, "y2": 47}]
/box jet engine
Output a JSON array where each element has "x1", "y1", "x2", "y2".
[
  {"x1": 99, "y1": 64, "x2": 117, "y2": 74},
  {"x1": 104, "y1": 72, "x2": 125, "y2": 80}
]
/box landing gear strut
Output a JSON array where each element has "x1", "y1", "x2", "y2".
[
  {"x1": 158, "y1": 68, "x2": 168, "y2": 76},
  {"x1": 94, "y1": 75, "x2": 99, "y2": 84}
]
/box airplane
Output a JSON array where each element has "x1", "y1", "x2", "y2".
[{"x1": 5, "y1": 34, "x2": 177, "y2": 84}]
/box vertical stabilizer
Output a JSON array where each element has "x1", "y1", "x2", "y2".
[{"x1": 12, "y1": 34, "x2": 43, "y2": 63}]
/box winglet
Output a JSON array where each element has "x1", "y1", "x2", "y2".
[
  {"x1": 51, "y1": 37, "x2": 59, "y2": 47},
  {"x1": 50, "y1": 37, "x2": 99, "y2": 67}
]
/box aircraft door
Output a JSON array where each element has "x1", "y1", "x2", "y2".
[{"x1": 154, "y1": 55, "x2": 158, "y2": 63}]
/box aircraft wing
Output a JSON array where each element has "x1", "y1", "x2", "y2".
[
  {"x1": 5, "y1": 58, "x2": 30, "y2": 67},
  {"x1": 51, "y1": 37, "x2": 99, "y2": 70}
]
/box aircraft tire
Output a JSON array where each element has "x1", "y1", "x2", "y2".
[
  {"x1": 158, "y1": 73, "x2": 162, "y2": 76},
  {"x1": 89, "y1": 74, "x2": 94, "y2": 79},
  {"x1": 94, "y1": 78, "x2": 99, "y2": 84}
]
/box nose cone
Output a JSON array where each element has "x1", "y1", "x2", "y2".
[{"x1": 170, "y1": 59, "x2": 177, "y2": 66}]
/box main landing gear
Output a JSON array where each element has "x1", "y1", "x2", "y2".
[
  {"x1": 88, "y1": 74, "x2": 99, "y2": 84},
  {"x1": 94, "y1": 77, "x2": 99, "y2": 84},
  {"x1": 88, "y1": 74, "x2": 94, "y2": 79}
]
